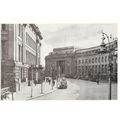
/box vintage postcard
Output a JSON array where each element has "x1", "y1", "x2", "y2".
[{"x1": 0, "y1": 24, "x2": 117, "y2": 100}]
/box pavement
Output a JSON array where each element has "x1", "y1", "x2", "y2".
[
  {"x1": 3, "y1": 78, "x2": 117, "y2": 100},
  {"x1": 6, "y1": 81, "x2": 57, "y2": 100}
]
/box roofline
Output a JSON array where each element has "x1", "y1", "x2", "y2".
[
  {"x1": 30, "y1": 24, "x2": 43, "y2": 40},
  {"x1": 53, "y1": 46, "x2": 78, "y2": 51},
  {"x1": 23, "y1": 24, "x2": 43, "y2": 40},
  {"x1": 75, "y1": 40, "x2": 117, "y2": 53}
]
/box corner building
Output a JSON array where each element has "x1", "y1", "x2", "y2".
[
  {"x1": 45, "y1": 40, "x2": 117, "y2": 82},
  {"x1": 1, "y1": 24, "x2": 43, "y2": 91},
  {"x1": 75, "y1": 40, "x2": 117, "y2": 81}
]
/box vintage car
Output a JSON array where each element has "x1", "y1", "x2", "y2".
[{"x1": 57, "y1": 78, "x2": 67, "y2": 89}]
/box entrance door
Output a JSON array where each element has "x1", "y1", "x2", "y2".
[{"x1": 57, "y1": 60, "x2": 65, "y2": 75}]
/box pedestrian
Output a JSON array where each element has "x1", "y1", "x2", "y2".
[
  {"x1": 96, "y1": 75, "x2": 99, "y2": 85},
  {"x1": 96, "y1": 79, "x2": 99, "y2": 85},
  {"x1": 52, "y1": 80, "x2": 55, "y2": 86},
  {"x1": 48, "y1": 78, "x2": 51, "y2": 85}
]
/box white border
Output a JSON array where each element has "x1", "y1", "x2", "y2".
[{"x1": 0, "y1": 0, "x2": 120, "y2": 120}]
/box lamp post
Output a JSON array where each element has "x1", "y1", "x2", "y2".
[
  {"x1": 30, "y1": 65, "x2": 33, "y2": 98},
  {"x1": 100, "y1": 30, "x2": 117, "y2": 100},
  {"x1": 38, "y1": 65, "x2": 43, "y2": 94},
  {"x1": 51, "y1": 63, "x2": 55, "y2": 90},
  {"x1": 40, "y1": 70, "x2": 43, "y2": 94},
  {"x1": 51, "y1": 66, "x2": 53, "y2": 90}
]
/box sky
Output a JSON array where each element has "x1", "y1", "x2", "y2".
[{"x1": 38, "y1": 24, "x2": 117, "y2": 66}]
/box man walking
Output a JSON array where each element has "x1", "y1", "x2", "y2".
[{"x1": 96, "y1": 73, "x2": 100, "y2": 85}]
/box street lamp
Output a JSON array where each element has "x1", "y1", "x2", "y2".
[
  {"x1": 100, "y1": 30, "x2": 117, "y2": 100},
  {"x1": 51, "y1": 66, "x2": 53, "y2": 90},
  {"x1": 51, "y1": 63, "x2": 55, "y2": 90},
  {"x1": 38, "y1": 65, "x2": 44, "y2": 94},
  {"x1": 30, "y1": 65, "x2": 34, "y2": 98}
]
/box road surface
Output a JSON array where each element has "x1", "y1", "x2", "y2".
[{"x1": 33, "y1": 79, "x2": 117, "y2": 100}]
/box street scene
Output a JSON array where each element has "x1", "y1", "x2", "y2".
[{"x1": 0, "y1": 24, "x2": 118, "y2": 100}]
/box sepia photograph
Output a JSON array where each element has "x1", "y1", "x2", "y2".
[
  {"x1": 0, "y1": 1, "x2": 120, "y2": 120},
  {"x1": 0, "y1": 24, "x2": 118, "y2": 100}
]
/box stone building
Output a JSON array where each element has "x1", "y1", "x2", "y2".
[
  {"x1": 1, "y1": 24, "x2": 43, "y2": 92},
  {"x1": 45, "y1": 46, "x2": 77, "y2": 78},
  {"x1": 45, "y1": 40, "x2": 117, "y2": 82},
  {"x1": 75, "y1": 40, "x2": 117, "y2": 82}
]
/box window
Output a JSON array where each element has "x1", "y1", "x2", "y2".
[
  {"x1": 102, "y1": 56, "x2": 104, "y2": 62},
  {"x1": 86, "y1": 66, "x2": 88, "y2": 73},
  {"x1": 26, "y1": 50, "x2": 36, "y2": 65},
  {"x1": 82, "y1": 66, "x2": 84, "y2": 70},
  {"x1": 2, "y1": 41, "x2": 8, "y2": 59},
  {"x1": 79, "y1": 60, "x2": 81, "y2": 64},
  {"x1": 18, "y1": 24, "x2": 23, "y2": 38},
  {"x1": 18, "y1": 45, "x2": 23, "y2": 62},
  {"x1": 102, "y1": 65, "x2": 104, "y2": 73},
  {"x1": 92, "y1": 65, "x2": 94, "y2": 73},
  {"x1": 98, "y1": 57, "x2": 100, "y2": 63},
  {"x1": 95, "y1": 65, "x2": 97, "y2": 73},
  {"x1": 18, "y1": 45, "x2": 21, "y2": 62},
  {"x1": 89, "y1": 59, "x2": 91, "y2": 63},
  {"x1": 85, "y1": 59, "x2": 88, "y2": 63},
  {"x1": 95, "y1": 57, "x2": 97, "y2": 63},
  {"x1": 26, "y1": 32, "x2": 36, "y2": 50},
  {"x1": 105, "y1": 56, "x2": 107, "y2": 62},
  {"x1": 92, "y1": 58, "x2": 94, "y2": 63},
  {"x1": 82, "y1": 59, "x2": 84, "y2": 64},
  {"x1": 98, "y1": 65, "x2": 100, "y2": 73},
  {"x1": 105, "y1": 65, "x2": 107, "y2": 73},
  {"x1": 2, "y1": 24, "x2": 6, "y2": 30}
]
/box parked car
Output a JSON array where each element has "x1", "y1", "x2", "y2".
[{"x1": 58, "y1": 78, "x2": 67, "y2": 89}]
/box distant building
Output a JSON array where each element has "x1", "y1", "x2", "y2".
[
  {"x1": 45, "y1": 46, "x2": 77, "y2": 78},
  {"x1": 75, "y1": 40, "x2": 117, "y2": 82},
  {"x1": 1, "y1": 24, "x2": 43, "y2": 92},
  {"x1": 45, "y1": 40, "x2": 117, "y2": 82}
]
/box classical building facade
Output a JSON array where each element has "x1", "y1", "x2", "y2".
[
  {"x1": 45, "y1": 40, "x2": 117, "y2": 82},
  {"x1": 45, "y1": 46, "x2": 77, "y2": 78},
  {"x1": 75, "y1": 40, "x2": 117, "y2": 81},
  {"x1": 1, "y1": 24, "x2": 43, "y2": 91}
]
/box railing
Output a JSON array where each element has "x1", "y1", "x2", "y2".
[{"x1": 1, "y1": 87, "x2": 10, "y2": 100}]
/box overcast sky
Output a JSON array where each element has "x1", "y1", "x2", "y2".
[{"x1": 38, "y1": 24, "x2": 117, "y2": 66}]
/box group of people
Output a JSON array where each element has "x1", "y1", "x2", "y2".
[{"x1": 46, "y1": 77, "x2": 55, "y2": 86}]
